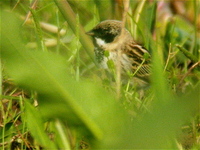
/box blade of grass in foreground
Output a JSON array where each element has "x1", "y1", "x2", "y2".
[
  {"x1": 1, "y1": 11, "x2": 130, "y2": 148},
  {"x1": 1, "y1": 11, "x2": 199, "y2": 149}
]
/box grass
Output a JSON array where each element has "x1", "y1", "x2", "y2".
[{"x1": 1, "y1": 0, "x2": 200, "y2": 149}]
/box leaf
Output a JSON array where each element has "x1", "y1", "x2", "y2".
[{"x1": 1, "y1": 11, "x2": 129, "y2": 147}]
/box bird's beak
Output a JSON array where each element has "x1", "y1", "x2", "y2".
[{"x1": 86, "y1": 30, "x2": 94, "y2": 36}]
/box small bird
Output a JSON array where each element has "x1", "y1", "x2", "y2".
[{"x1": 86, "y1": 20, "x2": 151, "y2": 86}]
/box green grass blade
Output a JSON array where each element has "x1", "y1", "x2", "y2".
[
  {"x1": 54, "y1": 0, "x2": 96, "y2": 64},
  {"x1": 1, "y1": 11, "x2": 130, "y2": 147}
]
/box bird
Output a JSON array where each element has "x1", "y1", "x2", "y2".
[{"x1": 86, "y1": 20, "x2": 151, "y2": 86}]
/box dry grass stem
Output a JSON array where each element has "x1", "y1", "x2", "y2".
[
  {"x1": 178, "y1": 61, "x2": 200, "y2": 88},
  {"x1": 23, "y1": 0, "x2": 39, "y2": 25},
  {"x1": 116, "y1": 0, "x2": 130, "y2": 99}
]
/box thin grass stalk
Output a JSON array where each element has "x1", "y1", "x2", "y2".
[
  {"x1": 54, "y1": 0, "x2": 96, "y2": 65},
  {"x1": 145, "y1": 1, "x2": 157, "y2": 50},
  {"x1": 133, "y1": 0, "x2": 146, "y2": 39},
  {"x1": 23, "y1": 0, "x2": 39, "y2": 25},
  {"x1": 1, "y1": 98, "x2": 13, "y2": 148},
  {"x1": 55, "y1": 120, "x2": 71, "y2": 149},
  {"x1": 131, "y1": 59, "x2": 146, "y2": 77},
  {"x1": 116, "y1": 49, "x2": 122, "y2": 99},
  {"x1": 178, "y1": 61, "x2": 200, "y2": 89},
  {"x1": 0, "y1": 59, "x2": 2, "y2": 96},
  {"x1": 30, "y1": 8, "x2": 47, "y2": 52},
  {"x1": 0, "y1": 99, "x2": 5, "y2": 150},
  {"x1": 19, "y1": 96, "x2": 27, "y2": 150},
  {"x1": 116, "y1": 0, "x2": 130, "y2": 99},
  {"x1": 121, "y1": 0, "x2": 129, "y2": 33},
  {"x1": 0, "y1": 58, "x2": 3, "y2": 148},
  {"x1": 193, "y1": 0, "x2": 198, "y2": 57},
  {"x1": 56, "y1": 8, "x2": 61, "y2": 54},
  {"x1": 76, "y1": 14, "x2": 80, "y2": 81},
  {"x1": 164, "y1": 43, "x2": 172, "y2": 71}
]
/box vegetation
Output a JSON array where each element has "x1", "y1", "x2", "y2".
[{"x1": 1, "y1": 0, "x2": 199, "y2": 149}]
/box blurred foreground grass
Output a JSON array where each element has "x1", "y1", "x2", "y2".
[{"x1": 0, "y1": 0, "x2": 200, "y2": 149}]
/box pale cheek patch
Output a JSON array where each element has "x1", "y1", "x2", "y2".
[{"x1": 95, "y1": 37, "x2": 106, "y2": 47}]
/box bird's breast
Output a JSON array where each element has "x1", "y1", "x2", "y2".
[{"x1": 95, "y1": 47, "x2": 132, "y2": 72}]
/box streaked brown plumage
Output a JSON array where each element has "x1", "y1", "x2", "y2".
[{"x1": 86, "y1": 20, "x2": 151, "y2": 85}]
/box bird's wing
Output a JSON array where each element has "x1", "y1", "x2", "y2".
[{"x1": 124, "y1": 41, "x2": 151, "y2": 78}]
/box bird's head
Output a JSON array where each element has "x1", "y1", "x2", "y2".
[{"x1": 86, "y1": 20, "x2": 123, "y2": 46}]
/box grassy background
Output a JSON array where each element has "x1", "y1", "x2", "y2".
[{"x1": 1, "y1": 0, "x2": 200, "y2": 149}]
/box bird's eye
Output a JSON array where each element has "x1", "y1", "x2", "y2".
[{"x1": 103, "y1": 33, "x2": 115, "y2": 43}]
